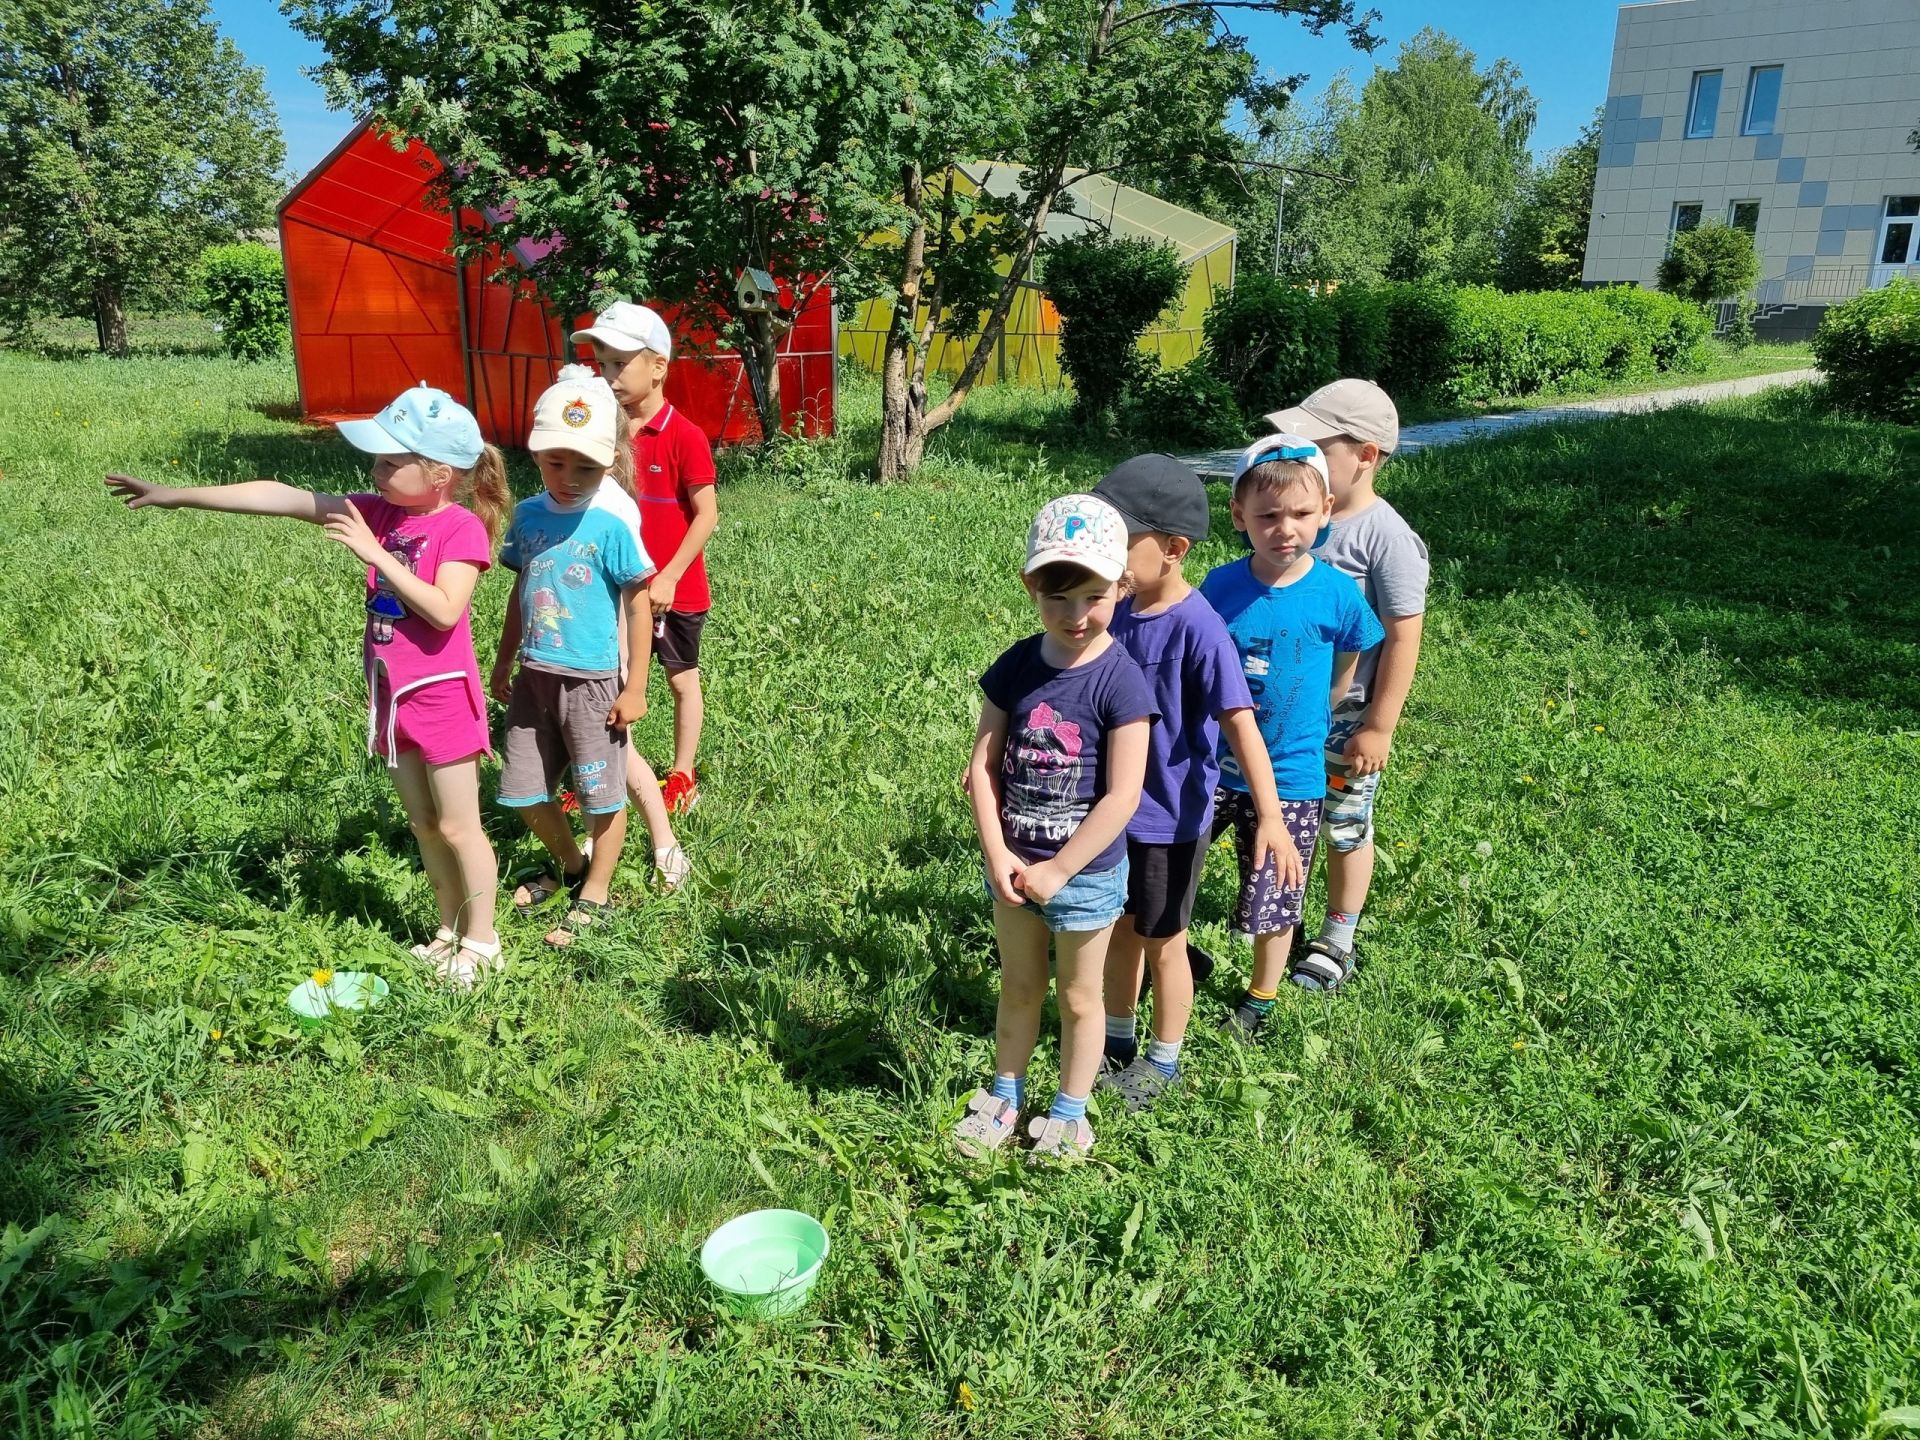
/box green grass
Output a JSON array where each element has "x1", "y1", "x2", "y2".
[
  {"x1": 1397, "y1": 340, "x2": 1818, "y2": 427},
  {"x1": 3, "y1": 354, "x2": 1919, "y2": 1438},
  {"x1": 2, "y1": 310, "x2": 228, "y2": 360}
]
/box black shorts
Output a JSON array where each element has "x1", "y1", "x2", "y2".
[
  {"x1": 652, "y1": 609, "x2": 708, "y2": 672},
  {"x1": 1122, "y1": 836, "x2": 1209, "y2": 939}
]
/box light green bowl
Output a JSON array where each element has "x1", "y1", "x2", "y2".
[
  {"x1": 286, "y1": 971, "x2": 390, "y2": 1027},
  {"x1": 699, "y1": 1209, "x2": 830, "y2": 1318}
]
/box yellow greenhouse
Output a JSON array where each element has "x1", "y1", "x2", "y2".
[{"x1": 839, "y1": 162, "x2": 1238, "y2": 388}]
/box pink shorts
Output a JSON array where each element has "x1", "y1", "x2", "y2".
[{"x1": 369, "y1": 672, "x2": 491, "y2": 768}]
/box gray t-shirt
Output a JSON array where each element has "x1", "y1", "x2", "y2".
[{"x1": 1313, "y1": 496, "x2": 1429, "y2": 710}]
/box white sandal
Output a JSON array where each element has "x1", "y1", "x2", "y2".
[
  {"x1": 654, "y1": 845, "x2": 691, "y2": 892},
  {"x1": 411, "y1": 926, "x2": 459, "y2": 963},
  {"x1": 436, "y1": 934, "x2": 503, "y2": 989}
]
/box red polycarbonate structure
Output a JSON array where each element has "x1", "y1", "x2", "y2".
[{"x1": 278, "y1": 122, "x2": 835, "y2": 447}]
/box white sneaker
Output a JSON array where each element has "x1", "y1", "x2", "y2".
[{"x1": 654, "y1": 845, "x2": 691, "y2": 891}]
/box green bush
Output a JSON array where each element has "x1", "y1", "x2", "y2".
[
  {"x1": 194, "y1": 242, "x2": 289, "y2": 362},
  {"x1": 1122, "y1": 359, "x2": 1244, "y2": 448},
  {"x1": 1199, "y1": 271, "x2": 1339, "y2": 416},
  {"x1": 1327, "y1": 284, "x2": 1389, "y2": 381},
  {"x1": 1592, "y1": 286, "x2": 1712, "y2": 374},
  {"x1": 1043, "y1": 234, "x2": 1185, "y2": 426},
  {"x1": 1657, "y1": 221, "x2": 1761, "y2": 306},
  {"x1": 1813, "y1": 278, "x2": 1920, "y2": 425},
  {"x1": 1374, "y1": 281, "x2": 1461, "y2": 400},
  {"x1": 1443, "y1": 288, "x2": 1639, "y2": 403}
]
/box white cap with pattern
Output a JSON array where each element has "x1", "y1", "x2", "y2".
[{"x1": 1023, "y1": 494, "x2": 1128, "y2": 583}]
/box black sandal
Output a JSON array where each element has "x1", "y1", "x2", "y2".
[
  {"x1": 512, "y1": 860, "x2": 585, "y2": 917},
  {"x1": 1288, "y1": 937, "x2": 1357, "y2": 993}
]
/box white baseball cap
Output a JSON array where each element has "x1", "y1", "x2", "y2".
[
  {"x1": 527, "y1": 366, "x2": 620, "y2": 467},
  {"x1": 1023, "y1": 494, "x2": 1128, "y2": 584},
  {"x1": 570, "y1": 301, "x2": 673, "y2": 359},
  {"x1": 1233, "y1": 433, "x2": 1331, "y2": 495},
  {"x1": 336, "y1": 384, "x2": 485, "y2": 469}
]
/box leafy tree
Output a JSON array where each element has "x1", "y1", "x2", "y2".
[
  {"x1": 1498, "y1": 110, "x2": 1601, "y2": 291},
  {"x1": 873, "y1": 0, "x2": 1379, "y2": 477},
  {"x1": 1042, "y1": 234, "x2": 1183, "y2": 426},
  {"x1": 1657, "y1": 220, "x2": 1759, "y2": 305},
  {"x1": 0, "y1": 0, "x2": 285, "y2": 354},
  {"x1": 287, "y1": 0, "x2": 974, "y2": 444},
  {"x1": 1236, "y1": 30, "x2": 1535, "y2": 287}
]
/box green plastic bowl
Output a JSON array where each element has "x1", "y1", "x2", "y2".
[
  {"x1": 699, "y1": 1209, "x2": 830, "y2": 1318},
  {"x1": 286, "y1": 971, "x2": 390, "y2": 1027}
]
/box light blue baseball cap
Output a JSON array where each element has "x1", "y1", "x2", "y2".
[{"x1": 336, "y1": 384, "x2": 485, "y2": 469}]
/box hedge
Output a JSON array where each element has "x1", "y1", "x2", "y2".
[
  {"x1": 195, "y1": 243, "x2": 289, "y2": 362},
  {"x1": 1200, "y1": 280, "x2": 1711, "y2": 416},
  {"x1": 1812, "y1": 278, "x2": 1920, "y2": 425}
]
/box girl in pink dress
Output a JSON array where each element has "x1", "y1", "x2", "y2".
[{"x1": 106, "y1": 385, "x2": 511, "y2": 987}]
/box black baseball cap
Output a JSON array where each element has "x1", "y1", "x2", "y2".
[{"x1": 1092, "y1": 453, "x2": 1211, "y2": 543}]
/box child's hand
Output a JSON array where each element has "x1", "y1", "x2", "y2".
[
  {"x1": 983, "y1": 851, "x2": 1026, "y2": 906},
  {"x1": 321, "y1": 504, "x2": 387, "y2": 566},
  {"x1": 646, "y1": 572, "x2": 678, "y2": 617},
  {"x1": 1018, "y1": 859, "x2": 1065, "y2": 906},
  {"x1": 1343, "y1": 725, "x2": 1392, "y2": 777},
  {"x1": 607, "y1": 687, "x2": 647, "y2": 729},
  {"x1": 1271, "y1": 832, "x2": 1304, "y2": 893},
  {"x1": 104, "y1": 473, "x2": 176, "y2": 509},
  {"x1": 488, "y1": 662, "x2": 515, "y2": 706}
]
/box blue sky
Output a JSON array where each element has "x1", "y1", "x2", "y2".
[{"x1": 218, "y1": 0, "x2": 1624, "y2": 185}]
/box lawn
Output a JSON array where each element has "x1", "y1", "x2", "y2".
[{"x1": 2, "y1": 348, "x2": 1918, "y2": 1439}]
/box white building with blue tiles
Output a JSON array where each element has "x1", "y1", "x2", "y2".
[{"x1": 1583, "y1": 0, "x2": 1920, "y2": 336}]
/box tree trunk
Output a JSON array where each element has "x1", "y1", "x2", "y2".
[
  {"x1": 877, "y1": 162, "x2": 932, "y2": 482},
  {"x1": 93, "y1": 279, "x2": 128, "y2": 356},
  {"x1": 742, "y1": 309, "x2": 784, "y2": 445}
]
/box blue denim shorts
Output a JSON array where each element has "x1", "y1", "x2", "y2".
[{"x1": 984, "y1": 857, "x2": 1129, "y2": 933}]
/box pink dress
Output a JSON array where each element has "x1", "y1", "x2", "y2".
[{"x1": 348, "y1": 495, "x2": 493, "y2": 767}]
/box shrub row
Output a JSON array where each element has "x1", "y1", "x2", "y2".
[
  {"x1": 1198, "y1": 277, "x2": 1711, "y2": 416},
  {"x1": 1813, "y1": 278, "x2": 1920, "y2": 426}
]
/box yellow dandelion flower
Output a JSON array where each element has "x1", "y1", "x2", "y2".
[
  {"x1": 311, "y1": 968, "x2": 333, "y2": 987},
  {"x1": 1512, "y1": 1039, "x2": 1527, "y2": 1051},
  {"x1": 1522, "y1": 775, "x2": 1534, "y2": 784},
  {"x1": 1593, "y1": 725, "x2": 1605, "y2": 733},
  {"x1": 956, "y1": 1381, "x2": 977, "y2": 1412},
  {"x1": 210, "y1": 1027, "x2": 223, "y2": 1040}
]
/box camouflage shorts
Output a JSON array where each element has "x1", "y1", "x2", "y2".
[{"x1": 1323, "y1": 699, "x2": 1382, "y2": 853}]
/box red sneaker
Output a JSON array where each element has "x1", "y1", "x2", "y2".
[{"x1": 660, "y1": 769, "x2": 700, "y2": 815}]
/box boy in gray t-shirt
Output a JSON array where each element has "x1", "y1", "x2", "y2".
[{"x1": 1257, "y1": 379, "x2": 1430, "y2": 990}]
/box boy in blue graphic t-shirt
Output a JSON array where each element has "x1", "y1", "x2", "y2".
[{"x1": 1201, "y1": 435, "x2": 1382, "y2": 1040}]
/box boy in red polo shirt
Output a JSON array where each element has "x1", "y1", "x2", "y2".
[{"x1": 573, "y1": 303, "x2": 719, "y2": 814}]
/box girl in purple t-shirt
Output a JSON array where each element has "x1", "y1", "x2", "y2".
[
  {"x1": 105, "y1": 385, "x2": 511, "y2": 987},
  {"x1": 960, "y1": 495, "x2": 1157, "y2": 1162}
]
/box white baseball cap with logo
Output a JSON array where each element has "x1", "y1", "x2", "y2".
[
  {"x1": 570, "y1": 301, "x2": 673, "y2": 359},
  {"x1": 1023, "y1": 494, "x2": 1128, "y2": 583},
  {"x1": 1233, "y1": 432, "x2": 1331, "y2": 495},
  {"x1": 527, "y1": 365, "x2": 620, "y2": 467},
  {"x1": 1260, "y1": 377, "x2": 1399, "y2": 455},
  {"x1": 336, "y1": 384, "x2": 486, "y2": 469}
]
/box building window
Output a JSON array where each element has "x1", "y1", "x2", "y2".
[
  {"x1": 1729, "y1": 201, "x2": 1760, "y2": 235},
  {"x1": 1742, "y1": 66, "x2": 1782, "y2": 135},
  {"x1": 1686, "y1": 71, "x2": 1722, "y2": 139},
  {"x1": 1671, "y1": 202, "x2": 1704, "y2": 245}
]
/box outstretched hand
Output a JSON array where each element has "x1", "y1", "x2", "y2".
[{"x1": 104, "y1": 472, "x2": 175, "y2": 509}]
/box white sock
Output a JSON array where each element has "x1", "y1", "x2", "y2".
[
  {"x1": 1146, "y1": 1037, "x2": 1182, "y2": 1074},
  {"x1": 1105, "y1": 1013, "x2": 1138, "y2": 1042}
]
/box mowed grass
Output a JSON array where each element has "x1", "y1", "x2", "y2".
[{"x1": 2, "y1": 348, "x2": 1918, "y2": 1439}]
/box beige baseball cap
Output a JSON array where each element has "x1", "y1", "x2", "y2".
[
  {"x1": 527, "y1": 371, "x2": 619, "y2": 467},
  {"x1": 1261, "y1": 378, "x2": 1399, "y2": 455}
]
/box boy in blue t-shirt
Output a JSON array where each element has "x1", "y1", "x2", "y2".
[
  {"x1": 494, "y1": 381, "x2": 654, "y2": 948},
  {"x1": 1201, "y1": 436, "x2": 1383, "y2": 1039},
  {"x1": 1088, "y1": 454, "x2": 1293, "y2": 1110}
]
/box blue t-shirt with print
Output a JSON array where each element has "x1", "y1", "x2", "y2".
[
  {"x1": 1200, "y1": 557, "x2": 1384, "y2": 800},
  {"x1": 500, "y1": 494, "x2": 652, "y2": 676}
]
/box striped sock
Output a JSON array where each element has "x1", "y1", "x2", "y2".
[
  {"x1": 990, "y1": 1073, "x2": 1026, "y2": 1109},
  {"x1": 1145, "y1": 1037, "x2": 1182, "y2": 1078},
  {"x1": 1104, "y1": 1013, "x2": 1139, "y2": 1064},
  {"x1": 1047, "y1": 1090, "x2": 1089, "y2": 1122},
  {"x1": 1242, "y1": 985, "x2": 1279, "y2": 1015}
]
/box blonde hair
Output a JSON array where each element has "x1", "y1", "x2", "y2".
[
  {"x1": 608, "y1": 429, "x2": 636, "y2": 498},
  {"x1": 424, "y1": 446, "x2": 510, "y2": 546}
]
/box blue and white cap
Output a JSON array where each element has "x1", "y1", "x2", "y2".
[
  {"x1": 1233, "y1": 432, "x2": 1331, "y2": 495},
  {"x1": 337, "y1": 384, "x2": 485, "y2": 469}
]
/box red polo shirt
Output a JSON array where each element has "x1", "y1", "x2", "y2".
[{"x1": 630, "y1": 402, "x2": 718, "y2": 613}]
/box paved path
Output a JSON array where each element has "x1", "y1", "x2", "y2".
[{"x1": 1177, "y1": 368, "x2": 1820, "y2": 475}]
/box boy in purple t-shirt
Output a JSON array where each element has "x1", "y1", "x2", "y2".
[
  {"x1": 1090, "y1": 456, "x2": 1294, "y2": 1110},
  {"x1": 959, "y1": 494, "x2": 1157, "y2": 1162}
]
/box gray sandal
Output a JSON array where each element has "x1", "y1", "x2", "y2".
[
  {"x1": 1025, "y1": 1115, "x2": 1095, "y2": 1162},
  {"x1": 1097, "y1": 1055, "x2": 1180, "y2": 1112},
  {"x1": 954, "y1": 1089, "x2": 1020, "y2": 1156},
  {"x1": 1289, "y1": 937, "x2": 1357, "y2": 992}
]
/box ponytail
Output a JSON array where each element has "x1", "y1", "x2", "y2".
[
  {"x1": 457, "y1": 444, "x2": 511, "y2": 547},
  {"x1": 609, "y1": 429, "x2": 637, "y2": 499}
]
